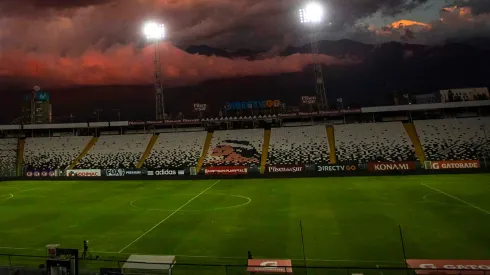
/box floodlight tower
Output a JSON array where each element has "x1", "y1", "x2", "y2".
[
  {"x1": 143, "y1": 22, "x2": 166, "y2": 119},
  {"x1": 299, "y1": 2, "x2": 328, "y2": 110}
]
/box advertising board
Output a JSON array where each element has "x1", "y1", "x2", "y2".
[
  {"x1": 317, "y1": 164, "x2": 358, "y2": 172},
  {"x1": 66, "y1": 169, "x2": 101, "y2": 177},
  {"x1": 225, "y1": 100, "x2": 281, "y2": 111},
  {"x1": 153, "y1": 169, "x2": 177, "y2": 176},
  {"x1": 406, "y1": 259, "x2": 490, "y2": 274},
  {"x1": 368, "y1": 162, "x2": 416, "y2": 171},
  {"x1": 427, "y1": 160, "x2": 480, "y2": 170},
  {"x1": 124, "y1": 169, "x2": 147, "y2": 176},
  {"x1": 301, "y1": 96, "x2": 316, "y2": 104},
  {"x1": 267, "y1": 165, "x2": 304, "y2": 173},
  {"x1": 104, "y1": 169, "x2": 126, "y2": 177},
  {"x1": 26, "y1": 170, "x2": 55, "y2": 177},
  {"x1": 204, "y1": 166, "x2": 248, "y2": 175}
]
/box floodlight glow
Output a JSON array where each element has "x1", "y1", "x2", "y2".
[
  {"x1": 143, "y1": 22, "x2": 165, "y2": 40},
  {"x1": 299, "y1": 2, "x2": 324, "y2": 23}
]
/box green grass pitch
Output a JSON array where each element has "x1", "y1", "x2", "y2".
[{"x1": 1, "y1": 174, "x2": 490, "y2": 274}]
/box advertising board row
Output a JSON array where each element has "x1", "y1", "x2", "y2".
[{"x1": 24, "y1": 160, "x2": 483, "y2": 177}]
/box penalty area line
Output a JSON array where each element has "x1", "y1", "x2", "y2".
[
  {"x1": 421, "y1": 183, "x2": 490, "y2": 215},
  {"x1": 118, "y1": 180, "x2": 221, "y2": 254}
]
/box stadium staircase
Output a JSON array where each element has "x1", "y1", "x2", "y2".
[
  {"x1": 326, "y1": 126, "x2": 337, "y2": 164},
  {"x1": 403, "y1": 123, "x2": 426, "y2": 163},
  {"x1": 67, "y1": 136, "x2": 98, "y2": 170},
  {"x1": 136, "y1": 134, "x2": 158, "y2": 168},
  {"x1": 196, "y1": 131, "x2": 214, "y2": 173},
  {"x1": 260, "y1": 129, "x2": 271, "y2": 174},
  {"x1": 16, "y1": 138, "x2": 25, "y2": 176}
]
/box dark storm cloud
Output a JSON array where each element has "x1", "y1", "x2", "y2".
[{"x1": 448, "y1": 0, "x2": 490, "y2": 15}]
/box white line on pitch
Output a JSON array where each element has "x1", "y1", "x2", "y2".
[
  {"x1": 118, "y1": 180, "x2": 221, "y2": 253},
  {"x1": 421, "y1": 183, "x2": 490, "y2": 215}
]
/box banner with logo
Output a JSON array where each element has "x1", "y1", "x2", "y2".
[
  {"x1": 104, "y1": 169, "x2": 126, "y2": 177},
  {"x1": 368, "y1": 162, "x2": 416, "y2": 171},
  {"x1": 426, "y1": 160, "x2": 480, "y2": 170},
  {"x1": 66, "y1": 169, "x2": 101, "y2": 177},
  {"x1": 406, "y1": 259, "x2": 490, "y2": 274},
  {"x1": 317, "y1": 164, "x2": 358, "y2": 172},
  {"x1": 204, "y1": 166, "x2": 248, "y2": 175},
  {"x1": 266, "y1": 165, "x2": 305, "y2": 173},
  {"x1": 124, "y1": 168, "x2": 148, "y2": 176},
  {"x1": 247, "y1": 259, "x2": 293, "y2": 274},
  {"x1": 301, "y1": 96, "x2": 316, "y2": 104},
  {"x1": 225, "y1": 100, "x2": 281, "y2": 111},
  {"x1": 193, "y1": 103, "x2": 207, "y2": 111},
  {"x1": 153, "y1": 169, "x2": 178, "y2": 176},
  {"x1": 26, "y1": 170, "x2": 55, "y2": 177}
]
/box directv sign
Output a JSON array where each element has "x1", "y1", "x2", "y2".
[
  {"x1": 35, "y1": 91, "x2": 50, "y2": 102},
  {"x1": 225, "y1": 100, "x2": 281, "y2": 111}
]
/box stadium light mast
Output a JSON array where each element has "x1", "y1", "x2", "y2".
[
  {"x1": 143, "y1": 21, "x2": 166, "y2": 120},
  {"x1": 299, "y1": 2, "x2": 328, "y2": 110}
]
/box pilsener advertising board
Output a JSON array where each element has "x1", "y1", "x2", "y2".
[{"x1": 66, "y1": 169, "x2": 101, "y2": 177}]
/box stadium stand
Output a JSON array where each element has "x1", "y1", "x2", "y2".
[
  {"x1": 204, "y1": 129, "x2": 263, "y2": 167},
  {"x1": 0, "y1": 139, "x2": 17, "y2": 176},
  {"x1": 75, "y1": 134, "x2": 152, "y2": 169},
  {"x1": 267, "y1": 125, "x2": 330, "y2": 165},
  {"x1": 144, "y1": 131, "x2": 207, "y2": 169},
  {"x1": 415, "y1": 117, "x2": 490, "y2": 160},
  {"x1": 334, "y1": 122, "x2": 417, "y2": 163},
  {"x1": 24, "y1": 136, "x2": 92, "y2": 170}
]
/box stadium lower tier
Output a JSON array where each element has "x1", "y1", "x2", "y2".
[{"x1": 2, "y1": 117, "x2": 487, "y2": 173}]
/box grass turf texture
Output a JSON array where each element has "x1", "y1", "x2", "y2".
[{"x1": 1, "y1": 175, "x2": 490, "y2": 274}]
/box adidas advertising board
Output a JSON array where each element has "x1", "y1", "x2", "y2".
[{"x1": 154, "y1": 169, "x2": 177, "y2": 176}]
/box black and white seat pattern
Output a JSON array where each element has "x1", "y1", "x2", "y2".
[
  {"x1": 144, "y1": 131, "x2": 206, "y2": 169},
  {"x1": 24, "y1": 137, "x2": 92, "y2": 170},
  {"x1": 0, "y1": 139, "x2": 17, "y2": 176},
  {"x1": 415, "y1": 118, "x2": 490, "y2": 160},
  {"x1": 76, "y1": 135, "x2": 152, "y2": 169},
  {"x1": 204, "y1": 129, "x2": 263, "y2": 167},
  {"x1": 268, "y1": 126, "x2": 330, "y2": 165},
  {"x1": 335, "y1": 122, "x2": 417, "y2": 163}
]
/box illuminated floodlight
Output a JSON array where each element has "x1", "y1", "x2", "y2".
[
  {"x1": 143, "y1": 22, "x2": 165, "y2": 40},
  {"x1": 299, "y1": 2, "x2": 324, "y2": 23}
]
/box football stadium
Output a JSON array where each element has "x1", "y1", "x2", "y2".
[
  {"x1": 1, "y1": 1, "x2": 490, "y2": 275},
  {"x1": 1, "y1": 103, "x2": 490, "y2": 275}
]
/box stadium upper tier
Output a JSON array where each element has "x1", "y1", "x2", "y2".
[{"x1": 1, "y1": 116, "x2": 488, "y2": 173}]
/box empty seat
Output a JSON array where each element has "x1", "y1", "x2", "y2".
[
  {"x1": 0, "y1": 139, "x2": 17, "y2": 176},
  {"x1": 268, "y1": 125, "x2": 330, "y2": 165},
  {"x1": 144, "y1": 131, "x2": 206, "y2": 169},
  {"x1": 415, "y1": 117, "x2": 490, "y2": 160},
  {"x1": 24, "y1": 136, "x2": 92, "y2": 170},
  {"x1": 335, "y1": 122, "x2": 417, "y2": 163},
  {"x1": 76, "y1": 134, "x2": 152, "y2": 169}
]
